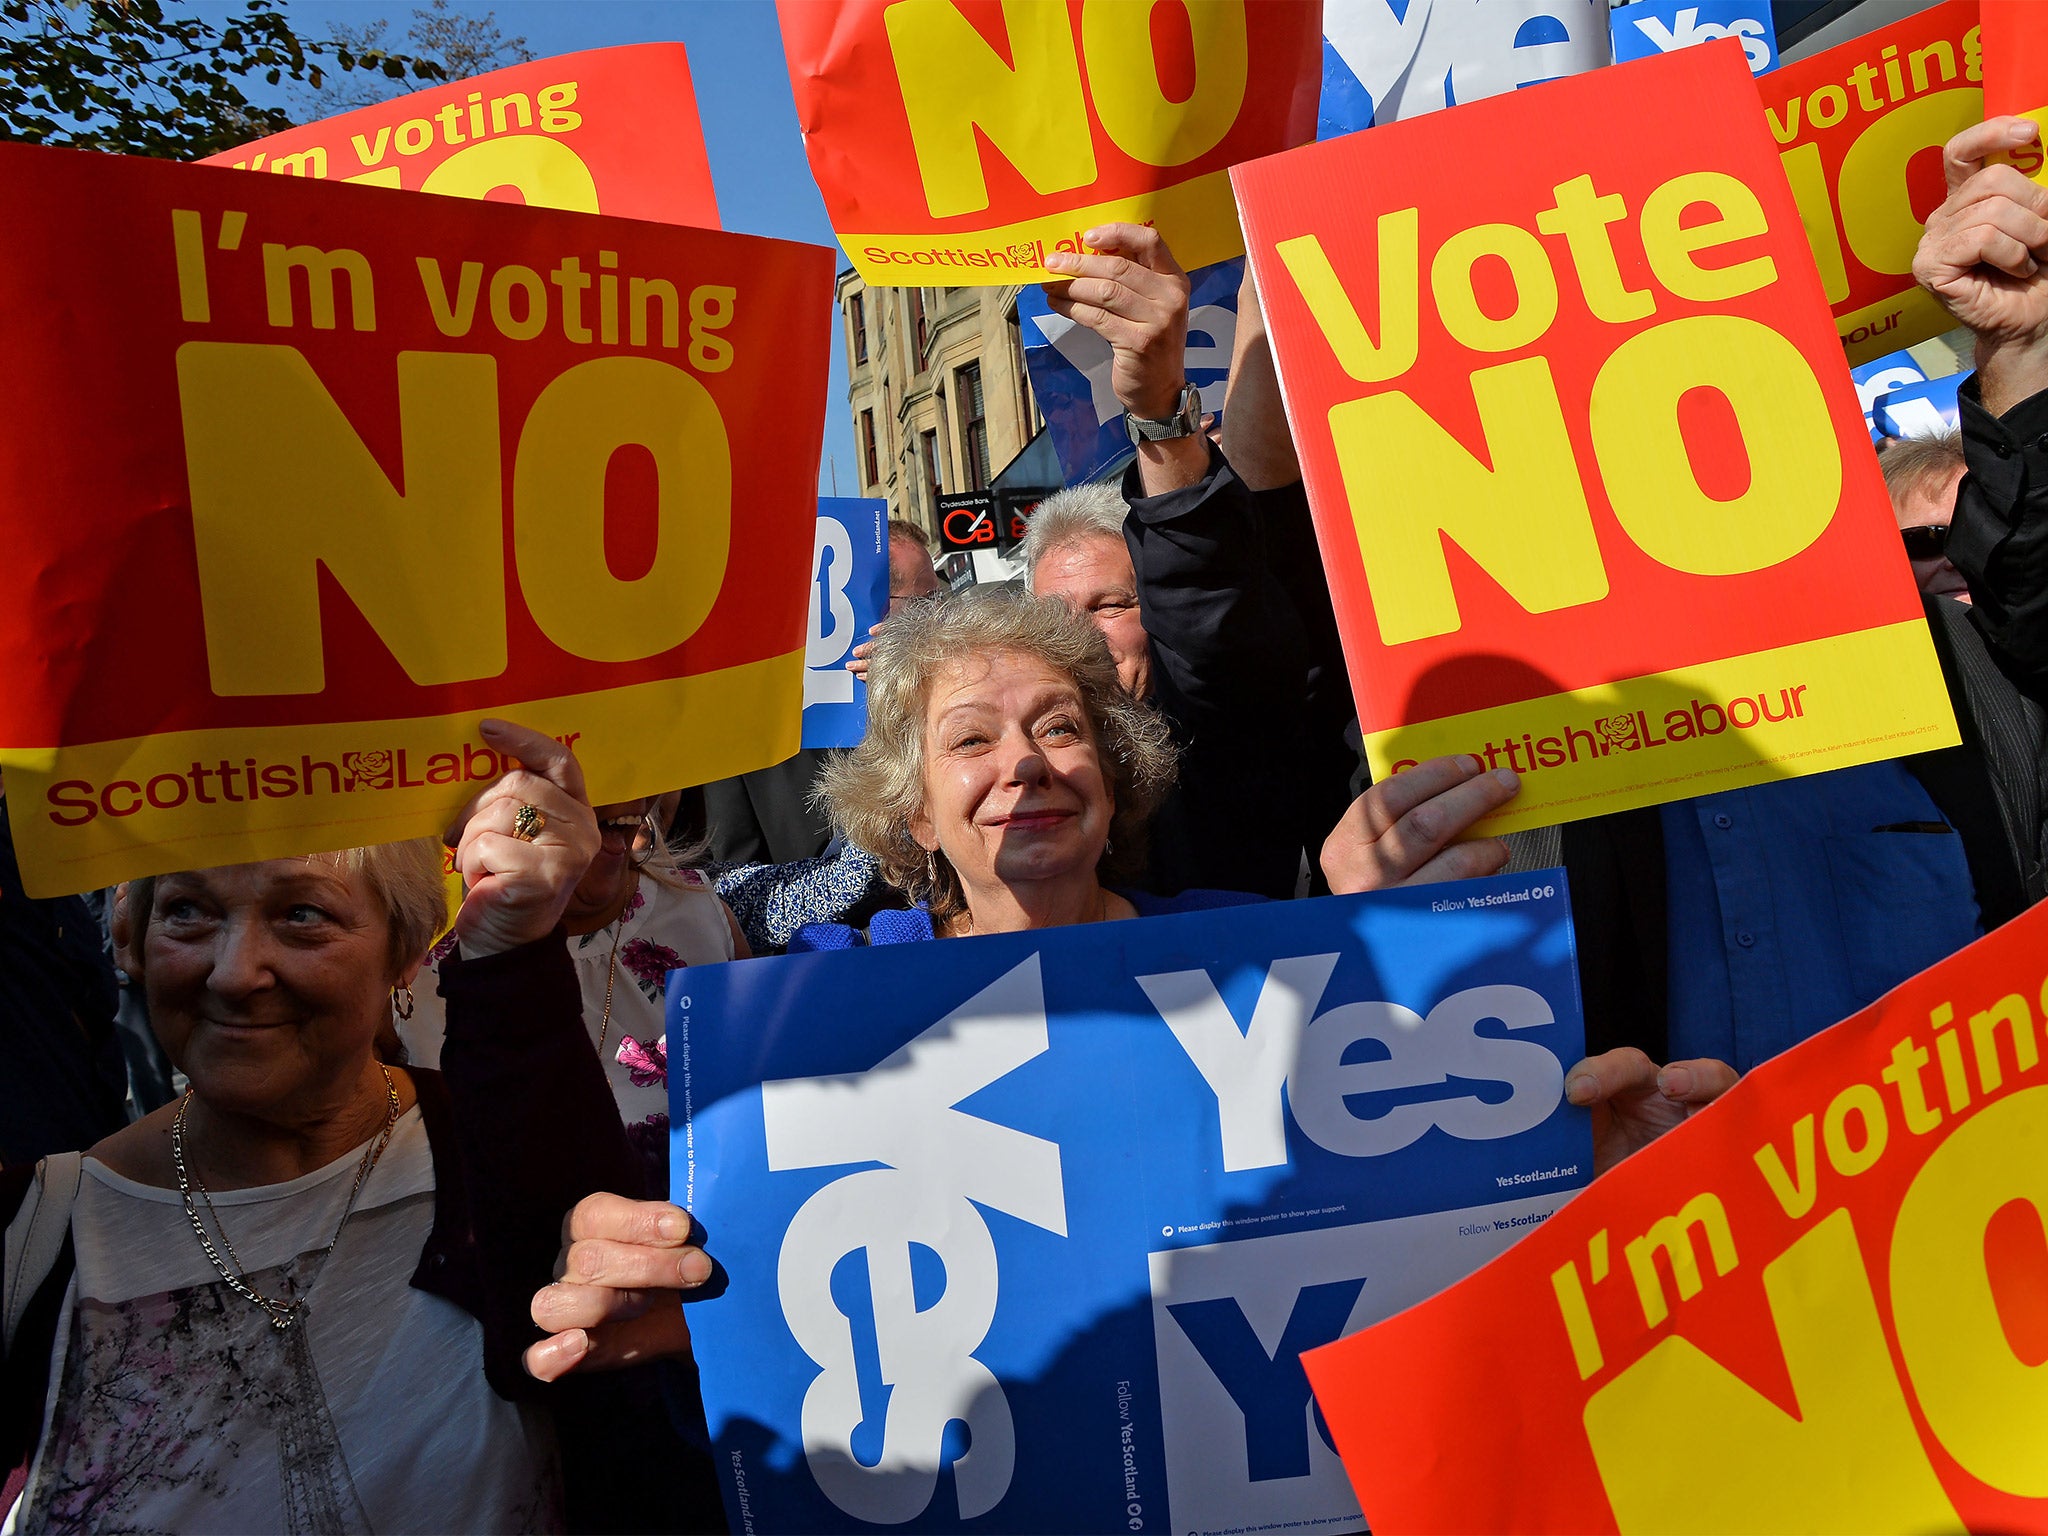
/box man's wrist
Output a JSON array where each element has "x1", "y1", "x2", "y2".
[
  {"x1": 1134, "y1": 433, "x2": 1212, "y2": 496},
  {"x1": 1123, "y1": 381, "x2": 1202, "y2": 444},
  {"x1": 1124, "y1": 383, "x2": 1190, "y2": 422},
  {"x1": 1974, "y1": 333, "x2": 2048, "y2": 417}
]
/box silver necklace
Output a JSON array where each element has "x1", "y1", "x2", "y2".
[{"x1": 171, "y1": 1065, "x2": 401, "y2": 1332}]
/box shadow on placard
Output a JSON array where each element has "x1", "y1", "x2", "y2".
[
  {"x1": 703, "y1": 904, "x2": 1588, "y2": 1536},
  {"x1": 1400, "y1": 651, "x2": 1802, "y2": 800}
]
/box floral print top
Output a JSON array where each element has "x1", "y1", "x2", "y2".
[{"x1": 400, "y1": 869, "x2": 733, "y2": 1196}]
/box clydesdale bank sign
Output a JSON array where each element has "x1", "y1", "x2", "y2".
[{"x1": 0, "y1": 139, "x2": 832, "y2": 896}]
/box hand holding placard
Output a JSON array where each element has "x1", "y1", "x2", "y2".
[
  {"x1": 1043, "y1": 224, "x2": 1192, "y2": 418},
  {"x1": 442, "y1": 720, "x2": 600, "y2": 958},
  {"x1": 1319, "y1": 754, "x2": 1515, "y2": 891},
  {"x1": 1566, "y1": 1046, "x2": 1743, "y2": 1172},
  {"x1": 1043, "y1": 222, "x2": 1206, "y2": 491},
  {"x1": 1914, "y1": 116, "x2": 2048, "y2": 413},
  {"x1": 526, "y1": 1191, "x2": 715, "y2": 1382}
]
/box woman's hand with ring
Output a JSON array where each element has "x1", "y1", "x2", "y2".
[{"x1": 444, "y1": 720, "x2": 600, "y2": 957}]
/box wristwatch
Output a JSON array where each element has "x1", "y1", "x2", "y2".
[{"x1": 1123, "y1": 382, "x2": 1204, "y2": 445}]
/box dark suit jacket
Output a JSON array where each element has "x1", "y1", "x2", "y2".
[{"x1": 1121, "y1": 450, "x2": 1358, "y2": 899}]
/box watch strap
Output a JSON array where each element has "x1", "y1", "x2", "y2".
[{"x1": 1123, "y1": 382, "x2": 1203, "y2": 445}]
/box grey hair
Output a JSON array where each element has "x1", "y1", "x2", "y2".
[
  {"x1": 1879, "y1": 430, "x2": 1966, "y2": 512},
  {"x1": 126, "y1": 838, "x2": 449, "y2": 978},
  {"x1": 816, "y1": 583, "x2": 1177, "y2": 922},
  {"x1": 1019, "y1": 482, "x2": 1129, "y2": 588}
]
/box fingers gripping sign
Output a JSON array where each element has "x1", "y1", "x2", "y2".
[
  {"x1": 526, "y1": 1193, "x2": 723, "y2": 1382},
  {"x1": 1916, "y1": 116, "x2": 2048, "y2": 410},
  {"x1": 1564, "y1": 1047, "x2": 1740, "y2": 1174},
  {"x1": 444, "y1": 719, "x2": 602, "y2": 958},
  {"x1": 847, "y1": 620, "x2": 885, "y2": 683},
  {"x1": 1043, "y1": 223, "x2": 1193, "y2": 420},
  {"x1": 1322, "y1": 754, "x2": 1520, "y2": 893}
]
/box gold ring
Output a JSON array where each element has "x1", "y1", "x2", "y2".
[{"x1": 512, "y1": 804, "x2": 546, "y2": 842}]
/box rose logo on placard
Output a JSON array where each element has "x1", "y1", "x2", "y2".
[
  {"x1": 343, "y1": 749, "x2": 395, "y2": 790},
  {"x1": 1598, "y1": 714, "x2": 1642, "y2": 752},
  {"x1": 1008, "y1": 239, "x2": 1039, "y2": 268}
]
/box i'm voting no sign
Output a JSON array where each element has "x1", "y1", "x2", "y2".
[{"x1": 675, "y1": 876, "x2": 1591, "y2": 1533}]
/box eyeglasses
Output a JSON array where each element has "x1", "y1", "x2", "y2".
[{"x1": 1901, "y1": 523, "x2": 1951, "y2": 561}]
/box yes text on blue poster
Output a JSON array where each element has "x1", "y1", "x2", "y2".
[
  {"x1": 803, "y1": 498, "x2": 888, "y2": 748},
  {"x1": 675, "y1": 877, "x2": 1591, "y2": 1533}
]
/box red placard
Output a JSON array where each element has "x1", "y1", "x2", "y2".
[
  {"x1": 1982, "y1": 0, "x2": 2048, "y2": 192},
  {"x1": 0, "y1": 142, "x2": 829, "y2": 894},
  {"x1": 780, "y1": 0, "x2": 1321, "y2": 284},
  {"x1": 203, "y1": 44, "x2": 720, "y2": 228},
  {"x1": 1233, "y1": 40, "x2": 1955, "y2": 834},
  {"x1": 1760, "y1": 1, "x2": 1992, "y2": 361},
  {"x1": 1304, "y1": 895, "x2": 2048, "y2": 1534}
]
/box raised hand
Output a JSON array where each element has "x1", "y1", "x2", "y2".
[
  {"x1": 444, "y1": 719, "x2": 601, "y2": 957},
  {"x1": 1914, "y1": 116, "x2": 2048, "y2": 411},
  {"x1": 1321, "y1": 754, "x2": 1518, "y2": 891},
  {"x1": 1043, "y1": 223, "x2": 1205, "y2": 493}
]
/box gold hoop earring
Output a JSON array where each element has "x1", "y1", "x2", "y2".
[{"x1": 394, "y1": 985, "x2": 415, "y2": 1021}]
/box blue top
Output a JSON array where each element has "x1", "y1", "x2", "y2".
[
  {"x1": 1663, "y1": 762, "x2": 1982, "y2": 1073},
  {"x1": 788, "y1": 886, "x2": 1265, "y2": 951}
]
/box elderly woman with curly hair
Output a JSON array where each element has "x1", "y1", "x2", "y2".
[
  {"x1": 790, "y1": 583, "x2": 1516, "y2": 947},
  {"x1": 519, "y1": 588, "x2": 1735, "y2": 1378},
  {"x1": 799, "y1": 583, "x2": 1199, "y2": 945}
]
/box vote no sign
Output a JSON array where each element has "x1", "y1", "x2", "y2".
[
  {"x1": 781, "y1": 0, "x2": 1321, "y2": 285},
  {"x1": 1307, "y1": 884, "x2": 2048, "y2": 1534},
  {"x1": 203, "y1": 45, "x2": 722, "y2": 229},
  {"x1": 0, "y1": 144, "x2": 830, "y2": 895},
  {"x1": 1235, "y1": 40, "x2": 1956, "y2": 834}
]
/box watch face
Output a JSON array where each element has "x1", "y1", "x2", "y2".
[{"x1": 1126, "y1": 384, "x2": 1202, "y2": 444}]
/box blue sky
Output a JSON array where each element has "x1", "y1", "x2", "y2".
[{"x1": 260, "y1": 1, "x2": 854, "y2": 493}]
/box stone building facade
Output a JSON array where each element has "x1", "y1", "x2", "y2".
[{"x1": 835, "y1": 269, "x2": 1043, "y2": 541}]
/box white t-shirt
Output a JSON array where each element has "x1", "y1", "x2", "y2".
[
  {"x1": 401, "y1": 869, "x2": 731, "y2": 1155},
  {"x1": 14, "y1": 1110, "x2": 559, "y2": 1535}
]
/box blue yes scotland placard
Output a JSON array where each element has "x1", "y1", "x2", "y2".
[
  {"x1": 1609, "y1": 0, "x2": 1777, "y2": 76},
  {"x1": 1320, "y1": 0, "x2": 1610, "y2": 135},
  {"x1": 802, "y1": 498, "x2": 887, "y2": 748},
  {"x1": 1874, "y1": 374, "x2": 1962, "y2": 441},
  {"x1": 1018, "y1": 260, "x2": 1241, "y2": 488},
  {"x1": 1853, "y1": 350, "x2": 1929, "y2": 442},
  {"x1": 676, "y1": 874, "x2": 1590, "y2": 1534}
]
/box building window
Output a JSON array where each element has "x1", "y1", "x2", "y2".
[
  {"x1": 910, "y1": 287, "x2": 928, "y2": 364},
  {"x1": 957, "y1": 361, "x2": 989, "y2": 490},
  {"x1": 849, "y1": 290, "x2": 867, "y2": 365},
  {"x1": 860, "y1": 409, "x2": 879, "y2": 489},
  {"x1": 920, "y1": 428, "x2": 943, "y2": 509}
]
